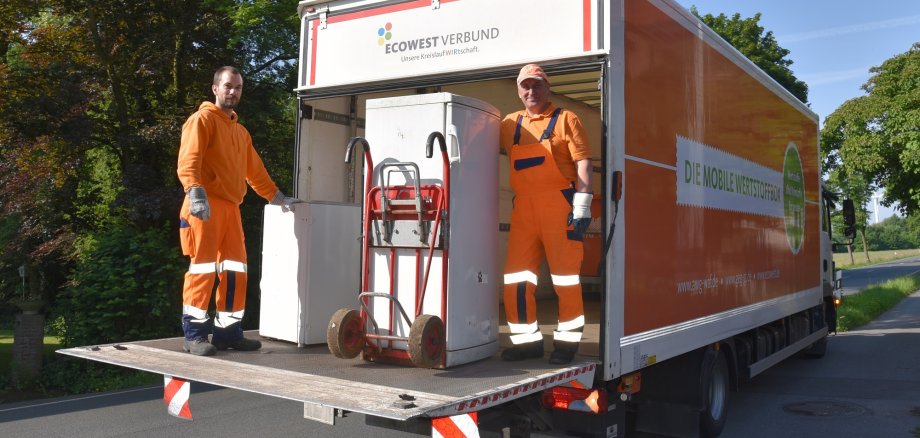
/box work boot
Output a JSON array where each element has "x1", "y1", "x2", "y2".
[
  {"x1": 501, "y1": 340, "x2": 544, "y2": 361},
  {"x1": 548, "y1": 341, "x2": 579, "y2": 365},
  {"x1": 213, "y1": 336, "x2": 262, "y2": 351},
  {"x1": 183, "y1": 337, "x2": 216, "y2": 356}
]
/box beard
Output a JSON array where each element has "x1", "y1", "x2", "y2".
[{"x1": 217, "y1": 95, "x2": 239, "y2": 110}]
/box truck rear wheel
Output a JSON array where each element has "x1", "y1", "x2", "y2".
[
  {"x1": 328, "y1": 308, "x2": 364, "y2": 359},
  {"x1": 408, "y1": 314, "x2": 444, "y2": 368},
  {"x1": 700, "y1": 348, "x2": 729, "y2": 437},
  {"x1": 804, "y1": 336, "x2": 828, "y2": 358}
]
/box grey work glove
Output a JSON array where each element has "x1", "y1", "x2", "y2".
[
  {"x1": 567, "y1": 192, "x2": 593, "y2": 238},
  {"x1": 270, "y1": 191, "x2": 302, "y2": 210},
  {"x1": 187, "y1": 186, "x2": 210, "y2": 221}
]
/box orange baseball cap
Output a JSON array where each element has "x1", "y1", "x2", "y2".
[{"x1": 517, "y1": 63, "x2": 549, "y2": 85}]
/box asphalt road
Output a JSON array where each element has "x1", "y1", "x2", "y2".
[
  {"x1": 839, "y1": 255, "x2": 920, "y2": 296},
  {"x1": 2, "y1": 261, "x2": 919, "y2": 437},
  {"x1": 0, "y1": 382, "x2": 411, "y2": 437},
  {"x1": 717, "y1": 290, "x2": 920, "y2": 438}
]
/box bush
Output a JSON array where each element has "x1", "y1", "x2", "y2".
[
  {"x1": 57, "y1": 223, "x2": 185, "y2": 347},
  {"x1": 40, "y1": 357, "x2": 159, "y2": 396}
]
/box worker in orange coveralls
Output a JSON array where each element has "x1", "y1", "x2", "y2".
[
  {"x1": 500, "y1": 64, "x2": 592, "y2": 365},
  {"x1": 177, "y1": 66, "x2": 298, "y2": 356}
]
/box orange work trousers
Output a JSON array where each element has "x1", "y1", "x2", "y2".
[
  {"x1": 503, "y1": 138, "x2": 584, "y2": 345},
  {"x1": 179, "y1": 195, "x2": 248, "y2": 341}
]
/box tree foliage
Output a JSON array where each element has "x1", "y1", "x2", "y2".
[
  {"x1": 845, "y1": 215, "x2": 920, "y2": 252},
  {"x1": 0, "y1": 1, "x2": 300, "y2": 344},
  {"x1": 821, "y1": 43, "x2": 920, "y2": 215},
  {"x1": 59, "y1": 224, "x2": 186, "y2": 346},
  {"x1": 691, "y1": 7, "x2": 809, "y2": 103}
]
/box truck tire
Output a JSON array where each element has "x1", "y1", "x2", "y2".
[
  {"x1": 328, "y1": 308, "x2": 364, "y2": 359},
  {"x1": 408, "y1": 314, "x2": 444, "y2": 368},
  {"x1": 804, "y1": 336, "x2": 827, "y2": 359},
  {"x1": 700, "y1": 348, "x2": 729, "y2": 438}
]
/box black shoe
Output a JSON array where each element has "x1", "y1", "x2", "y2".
[
  {"x1": 213, "y1": 336, "x2": 262, "y2": 351},
  {"x1": 548, "y1": 341, "x2": 579, "y2": 365},
  {"x1": 501, "y1": 341, "x2": 544, "y2": 361},
  {"x1": 183, "y1": 337, "x2": 216, "y2": 356}
]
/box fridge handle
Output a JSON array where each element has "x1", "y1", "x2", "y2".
[{"x1": 447, "y1": 124, "x2": 461, "y2": 163}]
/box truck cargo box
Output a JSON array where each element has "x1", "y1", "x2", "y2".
[{"x1": 61, "y1": 1, "x2": 851, "y2": 436}]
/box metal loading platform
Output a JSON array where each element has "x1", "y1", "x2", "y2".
[
  {"x1": 58, "y1": 294, "x2": 601, "y2": 423},
  {"x1": 59, "y1": 335, "x2": 596, "y2": 421}
]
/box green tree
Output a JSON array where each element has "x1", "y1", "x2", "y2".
[
  {"x1": 691, "y1": 7, "x2": 808, "y2": 103},
  {"x1": 824, "y1": 170, "x2": 873, "y2": 262},
  {"x1": 0, "y1": 1, "x2": 300, "y2": 346},
  {"x1": 59, "y1": 224, "x2": 186, "y2": 346},
  {"x1": 821, "y1": 43, "x2": 920, "y2": 215},
  {"x1": 863, "y1": 215, "x2": 918, "y2": 251}
]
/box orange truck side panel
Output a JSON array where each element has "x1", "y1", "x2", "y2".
[{"x1": 622, "y1": 1, "x2": 820, "y2": 335}]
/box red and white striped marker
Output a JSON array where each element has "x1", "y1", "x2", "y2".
[
  {"x1": 163, "y1": 375, "x2": 192, "y2": 420},
  {"x1": 432, "y1": 412, "x2": 479, "y2": 438}
]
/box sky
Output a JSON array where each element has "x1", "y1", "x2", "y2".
[{"x1": 675, "y1": 0, "x2": 920, "y2": 222}]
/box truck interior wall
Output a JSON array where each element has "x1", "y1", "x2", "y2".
[{"x1": 295, "y1": 74, "x2": 604, "y2": 301}]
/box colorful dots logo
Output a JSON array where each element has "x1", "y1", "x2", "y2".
[{"x1": 377, "y1": 23, "x2": 393, "y2": 46}]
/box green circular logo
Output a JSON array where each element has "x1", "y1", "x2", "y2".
[{"x1": 783, "y1": 142, "x2": 805, "y2": 254}]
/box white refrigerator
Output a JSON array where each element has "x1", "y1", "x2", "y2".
[
  {"x1": 259, "y1": 202, "x2": 361, "y2": 345},
  {"x1": 363, "y1": 93, "x2": 500, "y2": 367}
]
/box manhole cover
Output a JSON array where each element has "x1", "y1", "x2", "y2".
[{"x1": 783, "y1": 401, "x2": 866, "y2": 417}]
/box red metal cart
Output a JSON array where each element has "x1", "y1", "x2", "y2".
[{"x1": 328, "y1": 132, "x2": 450, "y2": 368}]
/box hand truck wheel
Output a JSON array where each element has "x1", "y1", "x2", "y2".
[
  {"x1": 327, "y1": 308, "x2": 364, "y2": 359},
  {"x1": 408, "y1": 314, "x2": 445, "y2": 368}
]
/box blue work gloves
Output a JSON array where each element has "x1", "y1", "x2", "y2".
[
  {"x1": 187, "y1": 186, "x2": 210, "y2": 221},
  {"x1": 567, "y1": 192, "x2": 593, "y2": 238},
  {"x1": 270, "y1": 191, "x2": 302, "y2": 210}
]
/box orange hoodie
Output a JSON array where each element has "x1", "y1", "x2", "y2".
[{"x1": 177, "y1": 102, "x2": 279, "y2": 205}]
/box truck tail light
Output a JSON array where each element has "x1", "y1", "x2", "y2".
[{"x1": 541, "y1": 386, "x2": 607, "y2": 414}]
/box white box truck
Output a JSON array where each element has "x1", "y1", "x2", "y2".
[{"x1": 60, "y1": 0, "x2": 855, "y2": 436}]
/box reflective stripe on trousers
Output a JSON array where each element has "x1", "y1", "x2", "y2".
[
  {"x1": 179, "y1": 196, "x2": 250, "y2": 340},
  {"x1": 554, "y1": 315, "x2": 585, "y2": 343}
]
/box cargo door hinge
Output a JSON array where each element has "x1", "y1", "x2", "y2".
[{"x1": 319, "y1": 9, "x2": 328, "y2": 29}]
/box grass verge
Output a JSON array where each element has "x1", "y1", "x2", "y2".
[
  {"x1": 0, "y1": 329, "x2": 61, "y2": 369},
  {"x1": 834, "y1": 248, "x2": 920, "y2": 270},
  {"x1": 0, "y1": 329, "x2": 159, "y2": 404},
  {"x1": 836, "y1": 274, "x2": 920, "y2": 332},
  {"x1": 0, "y1": 329, "x2": 66, "y2": 403}
]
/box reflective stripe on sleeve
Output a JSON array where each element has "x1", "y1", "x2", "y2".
[
  {"x1": 551, "y1": 274, "x2": 580, "y2": 286},
  {"x1": 504, "y1": 271, "x2": 538, "y2": 285}
]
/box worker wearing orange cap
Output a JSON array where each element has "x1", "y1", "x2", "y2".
[
  {"x1": 177, "y1": 66, "x2": 299, "y2": 356},
  {"x1": 500, "y1": 63, "x2": 592, "y2": 364}
]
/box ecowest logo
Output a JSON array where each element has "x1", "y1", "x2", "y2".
[
  {"x1": 377, "y1": 22, "x2": 393, "y2": 46},
  {"x1": 375, "y1": 21, "x2": 500, "y2": 61}
]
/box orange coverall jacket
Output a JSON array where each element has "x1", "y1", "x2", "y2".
[{"x1": 177, "y1": 101, "x2": 278, "y2": 203}]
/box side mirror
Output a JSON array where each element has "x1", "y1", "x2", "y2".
[{"x1": 842, "y1": 199, "x2": 856, "y2": 240}]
